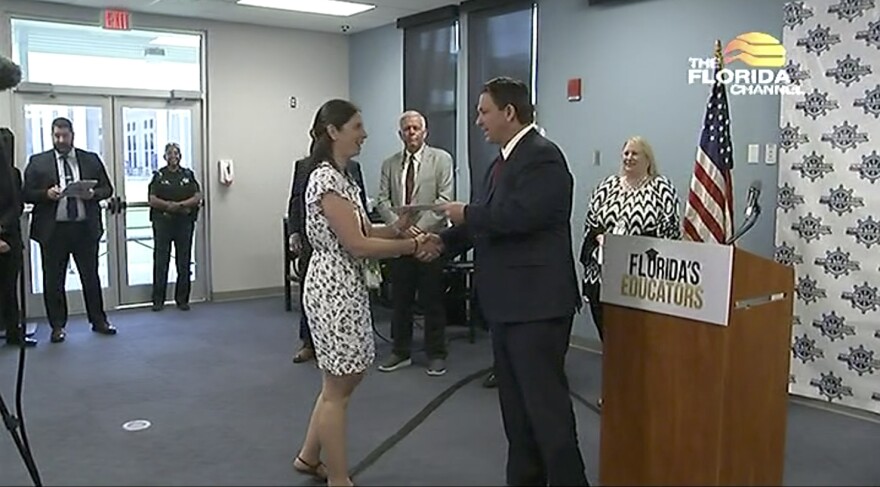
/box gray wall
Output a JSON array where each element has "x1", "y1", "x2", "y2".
[
  {"x1": 537, "y1": 0, "x2": 785, "y2": 340},
  {"x1": 348, "y1": 24, "x2": 403, "y2": 206},
  {"x1": 348, "y1": 0, "x2": 786, "y2": 341}
]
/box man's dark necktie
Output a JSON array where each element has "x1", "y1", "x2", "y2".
[
  {"x1": 404, "y1": 154, "x2": 415, "y2": 205},
  {"x1": 490, "y1": 154, "x2": 505, "y2": 184},
  {"x1": 61, "y1": 154, "x2": 78, "y2": 220}
]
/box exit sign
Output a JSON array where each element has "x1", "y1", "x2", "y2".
[{"x1": 103, "y1": 9, "x2": 130, "y2": 30}]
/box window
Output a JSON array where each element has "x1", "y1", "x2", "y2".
[
  {"x1": 11, "y1": 19, "x2": 201, "y2": 92},
  {"x1": 22, "y1": 104, "x2": 104, "y2": 166},
  {"x1": 126, "y1": 122, "x2": 136, "y2": 172},
  {"x1": 399, "y1": 5, "x2": 460, "y2": 192},
  {"x1": 465, "y1": 0, "x2": 536, "y2": 200}
]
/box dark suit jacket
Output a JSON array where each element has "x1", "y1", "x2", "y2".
[
  {"x1": 0, "y1": 154, "x2": 23, "y2": 248},
  {"x1": 287, "y1": 157, "x2": 368, "y2": 247},
  {"x1": 440, "y1": 129, "x2": 580, "y2": 324},
  {"x1": 22, "y1": 149, "x2": 113, "y2": 244}
]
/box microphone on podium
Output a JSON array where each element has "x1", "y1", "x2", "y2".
[{"x1": 726, "y1": 180, "x2": 762, "y2": 245}]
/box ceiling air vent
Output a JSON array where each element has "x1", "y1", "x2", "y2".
[{"x1": 144, "y1": 47, "x2": 166, "y2": 57}]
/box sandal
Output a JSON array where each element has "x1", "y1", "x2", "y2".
[
  {"x1": 293, "y1": 346, "x2": 315, "y2": 364},
  {"x1": 292, "y1": 455, "x2": 327, "y2": 479}
]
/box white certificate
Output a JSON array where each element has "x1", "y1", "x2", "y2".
[
  {"x1": 61, "y1": 180, "x2": 97, "y2": 198},
  {"x1": 391, "y1": 204, "x2": 444, "y2": 213}
]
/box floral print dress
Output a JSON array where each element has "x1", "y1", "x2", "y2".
[{"x1": 303, "y1": 162, "x2": 374, "y2": 376}]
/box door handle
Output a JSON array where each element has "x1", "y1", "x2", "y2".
[{"x1": 107, "y1": 196, "x2": 123, "y2": 215}]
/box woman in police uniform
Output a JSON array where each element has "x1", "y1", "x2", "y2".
[{"x1": 148, "y1": 142, "x2": 202, "y2": 311}]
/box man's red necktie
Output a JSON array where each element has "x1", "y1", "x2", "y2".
[
  {"x1": 404, "y1": 154, "x2": 415, "y2": 204},
  {"x1": 490, "y1": 154, "x2": 505, "y2": 184}
]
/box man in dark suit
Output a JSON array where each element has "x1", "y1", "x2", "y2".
[
  {"x1": 22, "y1": 117, "x2": 117, "y2": 343},
  {"x1": 0, "y1": 142, "x2": 36, "y2": 347},
  {"x1": 431, "y1": 77, "x2": 588, "y2": 486},
  {"x1": 287, "y1": 154, "x2": 367, "y2": 363}
]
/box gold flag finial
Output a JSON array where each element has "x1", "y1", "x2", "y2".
[{"x1": 714, "y1": 39, "x2": 724, "y2": 70}]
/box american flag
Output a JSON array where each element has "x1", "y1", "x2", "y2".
[{"x1": 683, "y1": 59, "x2": 734, "y2": 244}]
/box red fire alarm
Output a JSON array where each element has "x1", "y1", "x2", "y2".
[{"x1": 567, "y1": 78, "x2": 582, "y2": 102}]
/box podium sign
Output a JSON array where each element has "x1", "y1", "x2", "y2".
[
  {"x1": 599, "y1": 239, "x2": 793, "y2": 486},
  {"x1": 600, "y1": 235, "x2": 733, "y2": 326}
]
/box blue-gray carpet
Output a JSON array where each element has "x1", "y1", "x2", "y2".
[{"x1": 0, "y1": 297, "x2": 878, "y2": 486}]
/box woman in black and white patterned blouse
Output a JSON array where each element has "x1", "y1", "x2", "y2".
[{"x1": 579, "y1": 136, "x2": 681, "y2": 342}]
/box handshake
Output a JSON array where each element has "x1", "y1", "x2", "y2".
[
  {"x1": 394, "y1": 200, "x2": 468, "y2": 262},
  {"x1": 411, "y1": 233, "x2": 444, "y2": 262}
]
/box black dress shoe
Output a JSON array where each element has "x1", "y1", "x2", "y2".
[
  {"x1": 152, "y1": 303, "x2": 164, "y2": 312},
  {"x1": 177, "y1": 303, "x2": 190, "y2": 311},
  {"x1": 51, "y1": 329, "x2": 66, "y2": 343},
  {"x1": 6, "y1": 336, "x2": 37, "y2": 347},
  {"x1": 293, "y1": 345, "x2": 315, "y2": 363},
  {"x1": 91, "y1": 322, "x2": 117, "y2": 335},
  {"x1": 483, "y1": 371, "x2": 497, "y2": 388}
]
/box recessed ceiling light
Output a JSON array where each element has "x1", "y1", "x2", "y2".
[{"x1": 236, "y1": 0, "x2": 376, "y2": 17}]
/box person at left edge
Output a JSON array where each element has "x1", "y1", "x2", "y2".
[
  {"x1": 148, "y1": 142, "x2": 203, "y2": 312},
  {"x1": 22, "y1": 117, "x2": 117, "y2": 344},
  {"x1": 0, "y1": 139, "x2": 36, "y2": 347},
  {"x1": 288, "y1": 143, "x2": 368, "y2": 364}
]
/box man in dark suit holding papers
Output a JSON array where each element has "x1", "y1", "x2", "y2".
[
  {"x1": 22, "y1": 117, "x2": 116, "y2": 343},
  {"x1": 429, "y1": 77, "x2": 588, "y2": 486}
]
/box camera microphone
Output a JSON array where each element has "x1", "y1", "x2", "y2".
[{"x1": 0, "y1": 55, "x2": 23, "y2": 91}]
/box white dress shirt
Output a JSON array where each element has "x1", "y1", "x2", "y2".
[
  {"x1": 501, "y1": 123, "x2": 537, "y2": 161},
  {"x1": 55, "y1": 150, "x2": 86, "y2": 222},
  {"x1": 399, "y1": 144, "x2": 424, "y2": 206}
]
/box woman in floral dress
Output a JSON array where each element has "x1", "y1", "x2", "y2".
[{"x1": 291, "y1": 99, "x2": 438, "y2": 486}]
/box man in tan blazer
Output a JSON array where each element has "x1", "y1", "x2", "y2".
[{"x1": 376, "y1": 110, "x2": 454, "y2": 376}]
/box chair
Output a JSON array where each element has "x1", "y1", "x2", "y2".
[
  {"x1": 282, "y1": 217, "x2": 296, "y2": 312},
  {"x1": 443, "y1": 257, "x2": 477, "y2": 343}
]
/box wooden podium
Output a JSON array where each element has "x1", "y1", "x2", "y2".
[{"x1": 598, "y1": 237, "x2": 795, "y2": 486}]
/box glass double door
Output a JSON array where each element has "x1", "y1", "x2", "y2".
[{"x1": 14, "y1": 94, "x2": 208, "y2": 318}]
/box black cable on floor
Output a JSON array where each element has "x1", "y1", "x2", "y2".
[
  {"x1": 341, "y1": 372, "x2": 600, "y2": 483},
  {"x1": 295, "y1": 342, "x2": 600, "y2": 484},
  {"x1": 570, "y1": 389, "x2": 601, "y2": 416},
  {"x1": 297, "y1": 365, "x2": 493, "y2": 486},
  {"x1": 349, "y1": 366, "x2": 493, "y2": 478},
  {"x1": 371, "y1": 321, "x2": 391, "y2": 343}
]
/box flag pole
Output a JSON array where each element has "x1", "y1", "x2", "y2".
[
  {"x1": 714, "y1": 38, "x2": 735, "y2": 242},
  {"x1": 683, "y1": 39, "x2": 735, "y2": 243}
]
